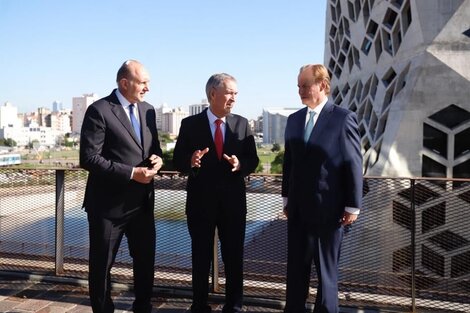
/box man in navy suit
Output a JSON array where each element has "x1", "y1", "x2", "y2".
[
  {"x1": 282, "y1": 64, "x2": 363, "y2": 313},
  {"x1": 80, "y1": 60, "x2": 163, "y2": 313},
  {"x1": 173, "y1": 73, "x2": 259, "y2": 313}
]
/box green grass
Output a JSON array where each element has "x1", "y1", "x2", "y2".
[{"x1": 17, "y1": 145, "x2": 283, "y2": 170}]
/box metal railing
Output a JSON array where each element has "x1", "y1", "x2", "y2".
[{"x1": 0, "y1": 168, "x2": 469, "y2": 312}]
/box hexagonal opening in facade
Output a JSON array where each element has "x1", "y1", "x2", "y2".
[
  {"x1": 422, "y1": 201, "x2": 446, "y2": 234},
  {"x1": 428, "y1": 230, "x2": 469, "y2": 252},
  {"x1": 428, "y1": 104, "x2": 470, "y2": 130},
  {"x1": 423, "y1": 123, "x2": 448, "y2": 158}
]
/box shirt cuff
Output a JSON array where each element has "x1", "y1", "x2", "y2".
[
  {"x1": 283, "y1": 197, "x2": 288, "y2": 207},
  {"x1": 345, "y1": 206, "x2": 360, "y2": 215}
]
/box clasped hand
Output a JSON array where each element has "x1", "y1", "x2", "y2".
[
  {"x1": 132, "y1": 154, "x2": 163, "y2": 184},
  {"x1": 191, "y1": 148, "x2": 240, "y2": 172}
]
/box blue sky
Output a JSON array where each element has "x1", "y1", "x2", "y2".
[{"x1": 0, "y1": 0, "x2": 326, "y2": 119}]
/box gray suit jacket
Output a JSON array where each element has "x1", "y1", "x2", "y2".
[{"x1": 80, "y1": 89, "x2": 162, "y2": 219}]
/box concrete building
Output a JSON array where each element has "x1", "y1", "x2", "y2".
[
  {"x1": 72, "y1": 93, "x2": 98, "y2": 134},
  {"x1": 162, "y1": 107, "x2": 189, "y2": 136},
  {"x1": 155, "y1": 103, "x2": 171, "y2": 131},
  {"x1": 324, "y1": 0, "x2": 470, "y2": 178},
  {"x1": 46, "y1": 110, "x2": 72, "y2": 133},
  {"x1": 52, "y1": 100, "x2": 63, "y2": 112},
  {"x1": 0, "y1": 122, "x2": 56, "y2": 148},
  {"x1": 262, "y1": 108, "x2": 299, "y2": 144},
  {"x1": 0, "y1": 102, "x2": 20, "y2": 129},
  {"x1": 324, "y1": 0, "x2": 470, "y2": 293},
  {"x1": 189, "y1": 100, "x2": 209, "y2": 116},
  {"x1": 37, "y1": 107, "x2": 51, "y2": 127},
  {"x1": 253, "y1": 115, "x2": 263, "y2": 134}
]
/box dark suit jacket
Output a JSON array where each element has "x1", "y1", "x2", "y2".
[
  {"x1": 173, "y1": 109, "x2": 259, "y2": 215},
  {"x1": 80, "y1": 89, "x2": 162, "y2": 219},
  {"x1": 282, "y1": 102, "x2": 363, "y2": 228}
]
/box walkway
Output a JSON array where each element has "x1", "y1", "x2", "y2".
[{"x1": 0, "y1": 273, "x2": 401, "y2": 313}]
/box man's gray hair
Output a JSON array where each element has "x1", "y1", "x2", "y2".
[{"x1": 205, "y1": 73, "x2": 237, "y2": 100}]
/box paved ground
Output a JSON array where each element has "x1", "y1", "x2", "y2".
[{"x1": 0, "y1": 273, "x2": 403, "y2": 313}]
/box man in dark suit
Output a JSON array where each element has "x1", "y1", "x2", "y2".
[
  {"x1": 80, "y1": 60, "x2": 163, "y2": 313},
  {"x1": 282, "y1": 64, "x2": 363, "y2": 313},
  {"x1": 173, "y1": 73, "x2": 259, "y2": 313}
]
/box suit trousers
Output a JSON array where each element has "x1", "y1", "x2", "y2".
[
  {"x1": 284, "y1": 212, "x2": 344, "y2": 313},
  {"x1": 87, "y1": 207, "x2": 156, "y2": 313},
  {"x1": 186, "y1": 197, "x2": 246, "y2": 313}
]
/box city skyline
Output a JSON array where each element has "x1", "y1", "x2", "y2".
[{"x1": 0, "y1": 0, "x2": 327, "y2": 120}]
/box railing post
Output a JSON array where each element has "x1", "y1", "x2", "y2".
[
  {"x1": 212, "y1": 228, "x2": 220, "y2": 292},
  {"x1": 55, "y1": 170, "x2": 65, "y2": 275},
  {"x1": 410, "y1": 178, "x2": 416, "y2": 312}
]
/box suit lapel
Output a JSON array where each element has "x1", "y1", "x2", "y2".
[
  {"x1": 295, "y1": 108, "x2": 308, "y2": 140},
  {"x1": 109, "y1": 93, "x2": 143, "y2": 149},
  {"x1": 224, "y1": 114, "x2": 236, "y2": 150},
  {"x1": 136, "y1": 104, "x2": 146, "y2": 149},
  {"x1": 198, "y1": 110, "x2": 217, "y2": 151},
  {"x1": 308, "y1": 102, "x2": 334, "y2": 143}
]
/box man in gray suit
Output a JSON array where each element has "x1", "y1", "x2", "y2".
[{"x1": 80, "y1": 60, "x2": 163, "y2": 313}]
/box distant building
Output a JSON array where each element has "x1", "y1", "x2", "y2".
[
  {"x1": 46, "y1": 110, "x2": 72, "y2": 133},
  {"x1": 52, "y1": 100, "x2": 63, "y2": 112},
  {"x1": 253, "y1": 115, "x2": 263, "y2": 133},
  {"x1": 262, "y1": 108, "x2": 299, "y2": 144},
  {"x1": 0, "y1": 102, "x2": 20, "y2": 129},
  {"x1": 72, "y1": 93, "x2": 98, "y2": 134},
  {"x1": 155, "y1": 103, "x2": 171, "y2": 130},
  {"x1": 0, "y1": 121, "x2": 56, "y2": 148},
  {"x1": 37, "y1": 107, "x2": 51, "y2": 127},
  {"x1": 189, "y1": 99, "x2": 209, "y2": 116},
  {"x1": 162, "y1": 107, "x2": 189, "y2": 136}
]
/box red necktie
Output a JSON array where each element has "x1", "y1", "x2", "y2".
[{"x1": 214, "y1": 119, "x2": 223, "y2": 160}]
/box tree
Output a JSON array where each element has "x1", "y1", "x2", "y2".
[
  {"x1": 270, "y1": 150, "x2": 284, "y2": 174},
  {"x1": 271, "y1": 143, "x2": 281, "y2": 152},
  {"x1": 159, "y1": 132, "x2": 173, "y2": 145},
  {"x1": 161, "y1": 149, "x2": 175, "y2": 171},
  {"x1": 0, "y1": 138, "x2": 17, "y2": 147}
]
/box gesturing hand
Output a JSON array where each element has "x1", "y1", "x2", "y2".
[
  {"x1": 191, "y1": 147, "x2": 209, "y2": 168},
  {"x1": 223, "y1": 154, "x2": 240, "y2": 172}
]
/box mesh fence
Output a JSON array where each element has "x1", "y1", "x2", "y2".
[{"x1": 0, "y1": 168, "x2": 469, "y2": 312}]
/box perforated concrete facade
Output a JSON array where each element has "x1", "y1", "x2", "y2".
[{"x1": 324, "y1": 0, "x2": 470, "y2": 178}]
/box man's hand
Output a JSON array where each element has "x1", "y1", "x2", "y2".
[
  {"x1": 147, "y1": 154, "x2": 163, "y2": 172},
  {"x1": 132, "y1": 167, "x2": 158, "y2": 184},
  {"x1": 223, "y1": 154, "x2": 240, "y2": 172},
  {"x1": 341, "y1": 212, "x2": 358, "y2": 226},
  {"x1": 191, "y1": 148, "x2": 209, "y2": 168}
]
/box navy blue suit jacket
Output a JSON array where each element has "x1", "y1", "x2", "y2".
[{"x1": 282, "y1": 102, "x2": 363, "y2": 228}]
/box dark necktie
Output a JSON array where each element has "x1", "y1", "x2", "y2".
[
  {"x1": 214, "y1": 119, "x2": 223, "y2": 160},
  {"x1": 129, "y1": 104, "x2": 141, "y2": 143},
  {"x1": 304, "y1": 111, "x2": 315, "y2": 143}
]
